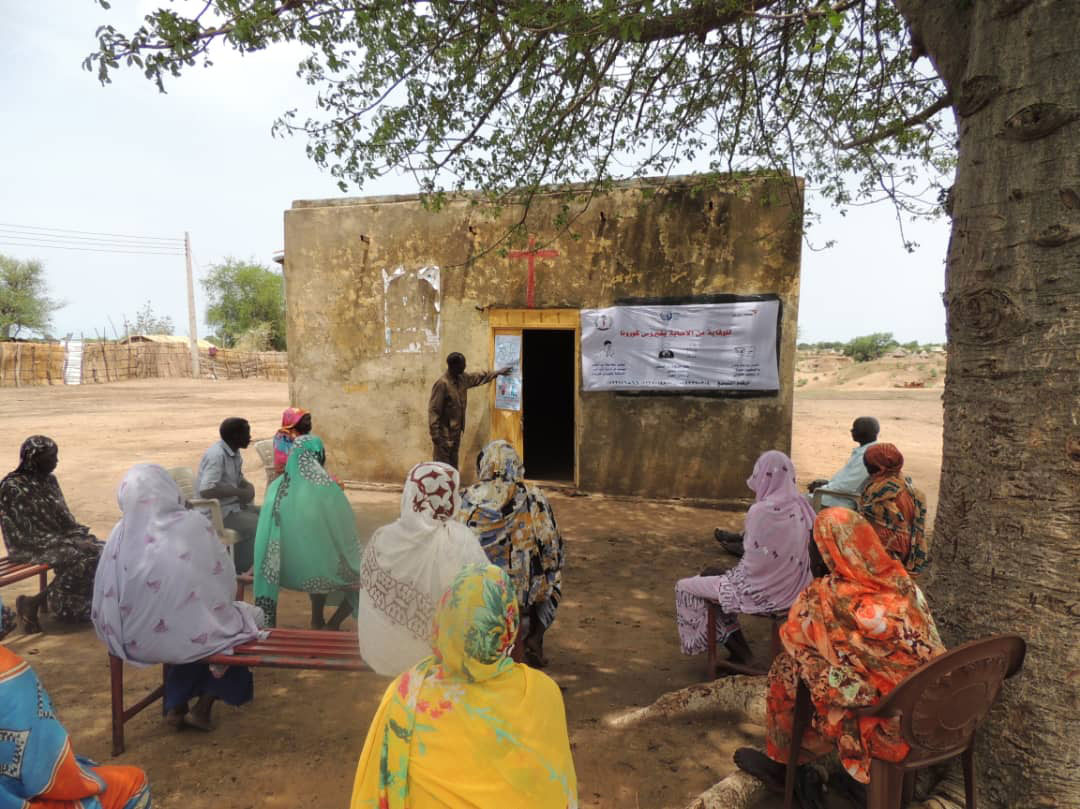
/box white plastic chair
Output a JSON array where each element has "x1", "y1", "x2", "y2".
[
  {"x1": 253, "y1": 439, "x2": 277, "y2": 489},
  {"x1": 167, "y1": 466, "x2": 240, "y2": 551}
]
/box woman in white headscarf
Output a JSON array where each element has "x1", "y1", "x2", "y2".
[
  {"x1": 356, "y1": 461, "x2": 488, "y2": 676},
  {"x1": 93, "y1": 464, "x2": 265, "y2": 731}
]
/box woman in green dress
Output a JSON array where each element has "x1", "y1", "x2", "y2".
[{"x1": 253, "y1": 434, "x2": 361, "y2": 628}]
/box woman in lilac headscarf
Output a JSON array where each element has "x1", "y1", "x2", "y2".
[
  {"x1": 93, "y1": 464, "x2": 265, "y2": 731},
  {"x1": 675, "y1": 450, "x2": 815, "y2": 666}
]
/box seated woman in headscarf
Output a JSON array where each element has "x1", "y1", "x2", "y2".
[
  {"x1": 350, "y1": 563, "x2": 577, "y2": 809},
  {"x1": 675, "y1": 450, "x2": 814, "y2": 668},
  {"x1": 253, "y1": 434, "x2": 361, "y2": 629},
  {"x1": 857, "y1": 442, "x2": 929, "y2": 575},
  {"x1": 93, "y1": 464, "x2": 265, "y2": 732},
  {"x1": 357, "y1": 461, "x2": 488, "y2": 676},
  {"x1": 734, "y1": 508, "x2": 945, "y2": 805},
  {"x1": 0, "y1": 435, "x2": 104, "y2": 631},
  {"x1": 457, "y1": 440, "x2": 564, "y2": 668},
  {"x1": 0, "y1": 594, "x2": 152, "y2": 808},
  {"x1": 271, "y1": 407, "x2": 312, "y2": 482}
]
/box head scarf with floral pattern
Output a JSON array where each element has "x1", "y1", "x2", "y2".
[
  {"x1": 857, "y1": 443, "x2": 929, "y2": 575},
  {"x1": 350, "y1": 563, "x2": 577, "y2": 809},
  {"x1": 766, "y1": 508, "x2": 944, "y2": 783}
]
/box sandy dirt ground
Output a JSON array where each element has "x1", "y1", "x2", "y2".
[{"x1": 3, "y1": 379, "x2": 941, "y2": 809}]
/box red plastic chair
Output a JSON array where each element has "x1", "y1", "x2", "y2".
[{"x1": 784, "y1": 634, "x2": 1026, "y2": 809}]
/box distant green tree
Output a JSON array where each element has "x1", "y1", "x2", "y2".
[
  {"x1": 0, "y1": 254, "x2": 60, "y2": 339},
  {"x1": 843, "y1": 332, "x2": 896, "y2": 362},
  {"x1": 201, "y1": 259, "x2": 286, "y2": 350},
  {"x1": 124, "y1": 300, "x2": 174, "y2": 336}
]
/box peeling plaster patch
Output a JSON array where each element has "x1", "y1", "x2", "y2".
[{"x1": 383, "y1": 265, "x2": 441, "y2": 353}]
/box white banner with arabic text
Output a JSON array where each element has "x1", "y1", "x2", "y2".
[{"x1": 580, "y1": 301, "x2": 780, "y2": 392}]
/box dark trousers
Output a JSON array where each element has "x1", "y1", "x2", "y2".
[
  {"x1": 224, "y1": 505, "x2": 259, "y2": 574},
  {"x1": 164, "y1": 662, "x2": 254, "y2": 711},
  {"x1": 432, "y1": 437, "x2": 461, "y2": 470}
]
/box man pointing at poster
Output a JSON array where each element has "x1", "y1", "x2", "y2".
[{"x1": 428, "y1": 352, "x2": 510, "y2": 469}]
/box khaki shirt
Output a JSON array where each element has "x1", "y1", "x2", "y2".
[{"x1": 428, "y1": 370, "x2": 499, "y2": 445}]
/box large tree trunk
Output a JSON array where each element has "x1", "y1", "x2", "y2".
[{"x1": 895, "y1": 2, "x2": 1079, "y2": 807}]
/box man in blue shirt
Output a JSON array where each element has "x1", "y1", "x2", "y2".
[
  {"x1": 806, "y1": 416, "x2": 879, "y2": 507},
  {"x1": 197, "y1": 417, "x2": 258, "y2": 573},
  {"x1": 715, "y1": 417, "x2": 879, "y2": 557}
]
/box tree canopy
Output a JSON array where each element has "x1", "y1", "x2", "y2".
[
  {"x1": 86, "y1": 1, "x2": 952, "y2": 237},
  {"x1": 124, "y1": 300, "x2": 174, "y2": 336},
  {"x1": 0, "y1": 254, "x2": 61, "y2": 339},
  {"x1": 842, "y1": 331, "x2": 895, "y2": 361},
  {"x1": 201, "y1": 258, "x2": 286, "y2": 350}
]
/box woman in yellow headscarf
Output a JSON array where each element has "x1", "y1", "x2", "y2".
[{"x1": 350, "y1": 563, "x2": 578, "y2": 809}]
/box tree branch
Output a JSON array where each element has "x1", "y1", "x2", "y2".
[{"x1": 840, "y1": 93, "x2": 951, "y2": 149}]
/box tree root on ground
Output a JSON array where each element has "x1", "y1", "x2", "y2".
[
  {"x1": 605, "y1": 675, "x2": 766, "y2": 728},
  {"x1": 908, "y1": 775, "x2": 965, "y2": 809},
  {"x1": 610, "y1": 677, "x2": 968, "y2": 809},
  {"x1": 682, "y1": 771, "x2": 766, "y2": 809},
  {"x1": 681, "y1": 763, "x2": 966, "y2": 809}
]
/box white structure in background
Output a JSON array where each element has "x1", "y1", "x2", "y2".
[{"x1": 63, "y1": 339, "x2": 83, "y2": 385}]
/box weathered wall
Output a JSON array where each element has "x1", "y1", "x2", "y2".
[{"x1": 284, "y1": 176, "x2": 803, "y2": 500}]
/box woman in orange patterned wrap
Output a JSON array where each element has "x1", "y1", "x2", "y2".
[{"x1": 735, "y1": 508, "x2": 944, "y2": 798}]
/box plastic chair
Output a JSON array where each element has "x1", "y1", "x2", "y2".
[
  {"x1": 253, "y1": 439, "x2": 277, "y2": 489},
  {"x1": 783, "y1": 634, "x2": 1027, "y2": 809},
  {"x1": 811, "y1": 487, "x2": 859, "y2": 511},
  {"x1": 166, "y1": 466, "x2": 239, "y2": 551}
]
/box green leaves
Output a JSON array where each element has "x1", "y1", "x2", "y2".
[
  {"x1": 0, "y1": 254, "x2": 60, "y2": 339},
  {"x1": 200, "y1": 258, "x2": 286, "y2": 350},
  {"x1": 86, "y1": 1, "x2": 953, "y2": 224}
]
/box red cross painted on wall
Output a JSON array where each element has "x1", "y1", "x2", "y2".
[{"x1": 508, "y1": 236, "x2": 559, "y2": 308}]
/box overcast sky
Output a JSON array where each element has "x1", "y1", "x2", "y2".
[{"x1": 0, "y1": 2, "x2": 950, "y2": 344}]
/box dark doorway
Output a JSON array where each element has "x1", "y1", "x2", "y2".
[{"x1": 522, "y1": 329, "x2": 575, "y2": 481}]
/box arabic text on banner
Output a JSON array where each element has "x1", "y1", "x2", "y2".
[{"x1": 580, "y1": 301, "x2": 780, "y2": 392}]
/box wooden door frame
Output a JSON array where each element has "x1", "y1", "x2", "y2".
[{"x1": 488, "y1": 308, "x2": 580, "y2": 486}]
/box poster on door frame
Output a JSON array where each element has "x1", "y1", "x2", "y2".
[
  {"x1": 494, "y1": 334, "x2": 522, "y2": 410},
  {"x1": 580, "y1": 300, "x2": 780, "y2": 392}
]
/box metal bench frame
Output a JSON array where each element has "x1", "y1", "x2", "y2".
[
  {"x1": 0, "y1": 558, "x2": 50, "y2": 608},
  {"x1": 108, "y1": 628, "x2": 372, "y2": 755}
]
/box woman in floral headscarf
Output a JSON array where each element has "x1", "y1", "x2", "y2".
[
  {"x1": 271, "y1": 407, "x2": 312, "y2": 481},
  {"x1": 0, "y1": 435, "x2": 104, "y2": 629},
  {"x1": 735, "y1": 508, "x2": 944, "y2": 797},
  {"x1": 857, "y1": 442, "x2": 929, "y2": 575},
  {"x1": 350, "y1": 563, "x2": 578, "y2": 809},
  {"x1": 357, "y1": 462, "x2": 488, "y2": 676},
  {"x1": 458, "y1": 440, "x2": 564, "y2": 668},
  {"x1": 253, "y1": 434, "x2": 361, "y2": 629},
  {"x1": 676, "y1": 450, "x2": 814, "y2": 667}
]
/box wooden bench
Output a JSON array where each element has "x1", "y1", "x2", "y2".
[
  {"x1": 108, "y1": 628, "x2": 372, "y2": 755},
  {"x1": 0, "y1": 558, "x2": 50, "y2": 607}
]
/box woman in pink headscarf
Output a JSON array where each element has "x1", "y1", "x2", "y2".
[
  {"x1": 271, "y1": 407, "x2": 312, "y2": 481},
  {"x1": 676, "y1": 450, "x2": 815, "y2": 667}
]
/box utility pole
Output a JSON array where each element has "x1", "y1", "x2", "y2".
[{"x1": 184, "y1": 231, "x2": 200, "y2": 378}]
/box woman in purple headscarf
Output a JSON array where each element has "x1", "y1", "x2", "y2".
[{"x1": 675, "y1": 450, "x2": 815, "y2": 666}]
